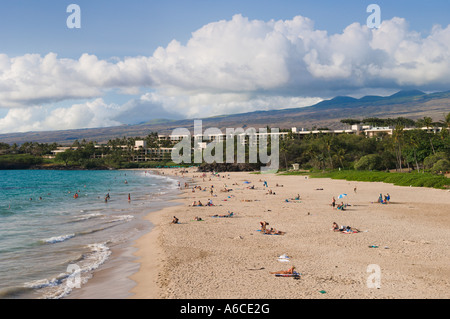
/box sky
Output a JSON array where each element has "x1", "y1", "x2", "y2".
[{"x1": 0, "y1": 0, "x2": 450, "y2": 134}]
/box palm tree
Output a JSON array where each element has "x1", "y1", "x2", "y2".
[
  {"x1": 279, "y1": 139, "x2": 289, "y2": 171},
  {"x1": 392, "y1": 125, "x2": 404, "y2": 171},
  {"x1": 335, "y1": 149, "x2": 346, "y2": 169},
  {"x1": 406, "y1": 131, "x2": 421, "y2": 172},
  {"x1": 322, "y1": 135, "x2": 334, "y2": 169},
  {"x1": 417, "y1": 117, "x2": 436, "y2": 155}
]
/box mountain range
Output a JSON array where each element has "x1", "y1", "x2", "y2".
[{"x1": 1, "y1": 89, "x2": 449, "y2": 145}]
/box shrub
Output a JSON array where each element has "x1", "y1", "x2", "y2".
[
  {"x1": 431, "y1": 159, "x2": 450, "y2": 174},
  {"x1": 354, "y1": 154, "x2": 383, "y2": 171}
]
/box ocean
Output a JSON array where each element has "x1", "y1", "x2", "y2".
[{"x1": 0, "y1": 169, "x2": 180, "y2": 299}]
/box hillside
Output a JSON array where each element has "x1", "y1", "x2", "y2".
[{"x1": 0, "y1": 90, "x2": 449, "y2": 145}]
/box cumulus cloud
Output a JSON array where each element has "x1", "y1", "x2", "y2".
[
  {"x1": 0, "y1": 99, "x2": 123, "y2": 133},
  {"x1": 1, "y1": 14, "x2": 450, "y2": 133}
]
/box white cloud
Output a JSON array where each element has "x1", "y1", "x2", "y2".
[
  {"x1": 0, "y1": 99, "x2": 122, "y2": 133},
  {"x1": 1, "y1": 14, "x2": 450, "y2": 133}
]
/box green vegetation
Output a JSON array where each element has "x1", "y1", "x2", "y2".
[
  {"x1": 0, "y1": 154, "x2": 44, "y2": 169},
  {"x1": 281, "y1": 115, "x2": 449, "y2": 174},
  {"x1": 281, "y1": 170, "x2": 450, "y2": 190},
  {"x1": 0, "y1": 114, "x2": 449, "y2": 190}
]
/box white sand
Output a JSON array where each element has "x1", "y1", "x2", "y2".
[{"x1": 129, "y1": 169, "x2": 450, "y2": 299}]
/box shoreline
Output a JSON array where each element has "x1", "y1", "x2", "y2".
[
  {"x1": 63, "y1": 169, "x2": 185, "y2": 299},
  {"x1": 128, "y1": 168, "x2": 450, "y2": 299},
  {"x1": 128, "y1": 169, "x2": 193, "y2": 299},
  {"x1": 128, "y1": 201, "x2": 184, "y2": 298}
]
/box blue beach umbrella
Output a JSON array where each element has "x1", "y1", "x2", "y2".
[{"x1": 338, "y1": 194, "x2": 347, "y2": 199}]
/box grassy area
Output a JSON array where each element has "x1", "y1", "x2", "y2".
[{"x1": 280, "y1": 170, "x2": 450, "y2": 190}]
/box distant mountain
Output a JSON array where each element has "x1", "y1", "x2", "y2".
[
  {"x1": 389, "y1": 89, "x2": 425, "y2": 98},
  {"x1": 0, "y1": 90, "x2": 449, "y2": 145}
]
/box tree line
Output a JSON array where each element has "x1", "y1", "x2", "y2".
[{"x1": 1, "y1": 114, "x2": 449, "y2": 173}]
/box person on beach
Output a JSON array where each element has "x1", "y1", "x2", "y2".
[
  {"x1": 332, "y1": 222, "x2": 339, "y2": 231},
  {"x1": 128, "y1": 193, "x2": 131, "y2": 202},
  {"x1": 334, "y1": 224, "x2": 359, "y2": 233},
  {"x1": 337, "y1": 202, "x2": 346, "y2": 210},
  {"x1": 270, "y1": 266, "x2": 296, "y2": 275},
  {"x1": 260, "y1": 221, "x2": 269, "y2": 232},
  {"x1": 266, "y1": 228, "x2": 285, "y2": 235},
  {"x1": 172, "y1": 216, "x2": 179, "y2": 224},
  {"x1": 213, "y1": 211, "x2": 234, "y2": 218},
  {"x1": 332, "y1": 197, "x2": 336, "y2": 208}
]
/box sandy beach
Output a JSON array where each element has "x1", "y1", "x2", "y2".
[{"x1": 129, "y1": 168, "x2": 450, "y2": 299}]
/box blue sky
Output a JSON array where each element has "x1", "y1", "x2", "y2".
[
  {"x1": 1, "y1": 0, "x2": 449, "y2": 58},
  {"x1": 0, "y1": 1, "x2": 449, "y2": 133}
]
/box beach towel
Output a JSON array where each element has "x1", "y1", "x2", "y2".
[
  {"x1": 275, "y1": 271, "x2": 301, "y2": 277},
  {"x1": 212, "y1": 212, "x2": 234, "y2": 218}
]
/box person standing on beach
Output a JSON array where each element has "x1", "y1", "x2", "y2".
[{"x1": 128, "y1": 193, "x2": 131, "y2": 202}]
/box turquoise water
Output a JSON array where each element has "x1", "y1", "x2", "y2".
[{"x1": 0, "y1": 170, "x2": 179, "y2": 299}]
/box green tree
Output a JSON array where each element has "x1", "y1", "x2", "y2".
[{"x1": 392, "y1": 125, "x2": 405, "y2": 171}]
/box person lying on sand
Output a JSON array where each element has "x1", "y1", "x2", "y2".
[
  {"x1": 263, "y1": 227, "x2": 285, "y2": 235},
  {"x1": 333, "y1": 223, "x2": 360, "y2": 233},
  {"x1": 270, "y1": 266, "x2": 296, "y2": 275},
  {"x1": 341, "y1": 225, "x2": 360, "y2": 233},
  {"x1": 212, "y1": 211, "x2": 234, "y2": 218},
  {"x1": 194, "y1": 216, "x2": 203, "y2": 221}
]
